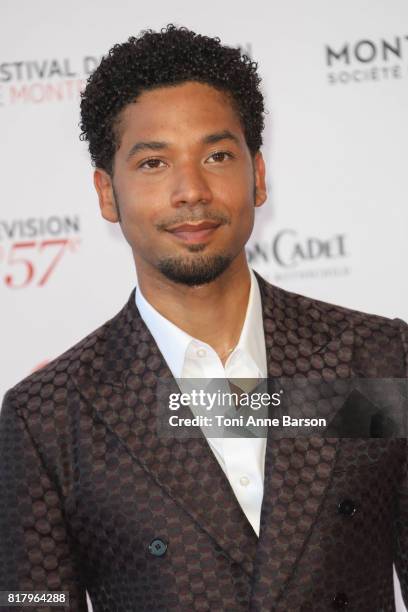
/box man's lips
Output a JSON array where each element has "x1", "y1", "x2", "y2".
[{"x1": 166, "y1": 221, "x2": 222, "y2": 243}]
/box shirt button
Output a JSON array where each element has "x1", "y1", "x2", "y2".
[
  {"x1": 196, "y1": 348, "x2": 207, "y2": 358},
  {"x1": 239, "y1": 476, "x2": 250, "y2": 487}
]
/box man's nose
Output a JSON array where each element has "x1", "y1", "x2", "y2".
[{"x1": 170, "y1": 163, "x2": 213, "y2": 208}]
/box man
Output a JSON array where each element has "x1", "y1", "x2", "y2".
[{"x1": 1, "y1": 24, "x2": 407, "y2": 612}]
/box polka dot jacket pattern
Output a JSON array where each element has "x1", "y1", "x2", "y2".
[{"x1": 0, "y1": 272, "x2": 408, "y2": 611}]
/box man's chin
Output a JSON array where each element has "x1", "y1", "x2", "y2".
[{"x1": 157, "y1": 254, "x2": 232, "y2": 286}]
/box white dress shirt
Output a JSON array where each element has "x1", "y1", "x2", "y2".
[{"x1": 135, "y1": 268, "x2": 267, "y2": 535}]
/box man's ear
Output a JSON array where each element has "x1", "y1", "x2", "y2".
[
  {"x1": 253, "y1": 151, "x2": 267, "y2": 208},
  {"x1": 93, "y1": 168, "x2": 120, "y2": 223}
]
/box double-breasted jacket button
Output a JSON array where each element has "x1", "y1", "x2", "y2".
[
  {"x1": 332, "y1": 592, "x2": 349, "y2": 608},
  {"x1": 337, "y1": 498, "x2": 357, "y2": 517},
  {"x1": 148, "y1": 538, "x2": 168, "y2": 557}
]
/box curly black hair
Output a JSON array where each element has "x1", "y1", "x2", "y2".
[{"x1": 79, "y1": 24, "x2": 265, "y2": 175}]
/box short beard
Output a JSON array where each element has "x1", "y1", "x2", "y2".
[{"x1": 157, "y1": 253, "x2": 233, "y2": 286}]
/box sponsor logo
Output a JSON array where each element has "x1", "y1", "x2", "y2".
[
  {"x1": 0, "y1": 55, "x2": 102, "y2": 106},
  {"x1": 325, "y1": 35, "x2": 408, "y2": 85},
  {"x1": 246, "y1": 229, "x2": 350, "y2": 281},
  {"x1": 0, "y1": 215, "x2": 81, "y2": 288}
]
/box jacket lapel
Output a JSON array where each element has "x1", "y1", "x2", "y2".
[
  {"x1": 72, "y1": 290, "x2": 257, "y2": 576},
  {"x1": 250, "y1": 274, "x2": 353, "y2": 608}
]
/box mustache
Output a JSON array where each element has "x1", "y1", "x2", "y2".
[{"x1": 155, "y1": 211, "x2": 231, "y2": 231}]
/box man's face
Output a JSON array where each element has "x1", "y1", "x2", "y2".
[{"x1": 94, "y1": 81, "x2": 266, "y2": 286}]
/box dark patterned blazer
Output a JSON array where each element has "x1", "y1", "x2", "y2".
[{"x1": 1, "y1": 272, "x2": 408, "y2": 612}]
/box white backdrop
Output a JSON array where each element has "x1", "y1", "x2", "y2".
[{"x1": 1, "y1": 1, "x2": 408, "y2": 609}]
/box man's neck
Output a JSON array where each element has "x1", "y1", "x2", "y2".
[{"x1": 136, "y1": 254, "x2": 251, "y2": 364}]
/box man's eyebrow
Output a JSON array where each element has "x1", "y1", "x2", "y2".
[
  {"x1": 202, "y1": 130, "x2": 240, "y2": 145},
  {"x1": 126, "y1": 130, "x2": 240, "y2": 161},
  {"x1": 126, "y1": 141, "x2": 168, "y2": 160}
]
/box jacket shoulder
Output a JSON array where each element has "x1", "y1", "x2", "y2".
[
  {"x1": 256, "y1": 272, "x2": 408, "y2": 376},
  {"x1": 257, "y1": 271, "x2": 405, "y2": 330},
  {"x1": 6, "y1": 293, "x2": 134, "y2": 401}
]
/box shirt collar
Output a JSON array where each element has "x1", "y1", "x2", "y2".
[
  {"x1": 232, "y1": 267, "x2": 267, "y2": 377},
  {"x1": 135, "y1": 268, "x2": 266, "y2": 379},
  {"x1": 135, "y1": 282, "x2": 192, "y2": 379}
]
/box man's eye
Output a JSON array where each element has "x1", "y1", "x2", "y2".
[
  {"x1": 207, "y1": 151, "x2": 234, "y2": 163},
  {"x1": 139, "y1": 158, "x2": 166, "y2": 169}
]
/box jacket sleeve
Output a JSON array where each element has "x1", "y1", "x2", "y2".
[
  {"x1": 393, "y1": 318, "x2": 408, "y2": 606},
  {"x1": 0, "y1": 389, "x2": 88, "y2": 611}
]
